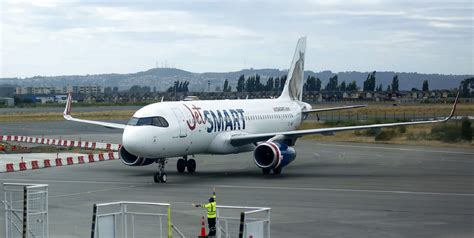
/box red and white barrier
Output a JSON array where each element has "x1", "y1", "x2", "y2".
[
  {"x1": 0, "y1": 135, "x2": 121, "y2": 151},
  {"x1": 0, "y1": 152, "x2": 119, "y2": 173}
]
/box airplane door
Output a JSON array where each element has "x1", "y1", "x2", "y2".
[{"x1": 172, "y1": 108, "x2": 187, "y2": 137}]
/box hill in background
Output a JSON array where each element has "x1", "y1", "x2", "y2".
[{"x1": 1, "y1": 68, "x2": 471, "y2": 91}]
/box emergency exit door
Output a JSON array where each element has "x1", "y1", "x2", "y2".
[{"x1": 172, "y1": 108, "x2": 187, "y2": 137}]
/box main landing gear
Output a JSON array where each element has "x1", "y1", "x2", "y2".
[
  {"x1": 154, "y1": 158, "x2": 168, "y2": 183},
  {"x1": 177, "y1": 156, "x2": 196, "y2": 173},
  {"x1": 262, "y1": 167, "x2": 282, "y2": 175}
]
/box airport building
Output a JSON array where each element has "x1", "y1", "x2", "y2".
[{"x1": 15, "y1": 85, "x2": 103, "y2": 95}]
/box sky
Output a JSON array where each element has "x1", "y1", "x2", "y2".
[{"x1": 1, "y1": 0, "x2": 473, "y2": 78}]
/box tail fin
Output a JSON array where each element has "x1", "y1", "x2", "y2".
[{"x1": 278, "y1": 37, "x2": 306, "y2": 101}]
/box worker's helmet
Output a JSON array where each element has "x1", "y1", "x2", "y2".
[{"x1": 209, "y1": 197, "x2": 215, "y2": 202}]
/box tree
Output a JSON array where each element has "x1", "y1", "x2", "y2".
[
  {"x1": 339, "y1": 81, "x2": 347, "y2": 91},
  {"x1": 166, "y1": 80, "x2": 189, "y2": 93},
  {"x1": 387, "y1": 85, "x2": 391, "y2": 92},
  {"x1": 266, "y1": 77, "x2": 274, "y2": 91},
  {"x1": 245, "y1": 75, "x2": 253, "y2": 92},
  {"x1": 304, "y1": 76, "x2": 320, "y2": 91},
  {"x1": 315, "y1": 78, "x2": 321, "y2": 91},
  {"x1": 460, "y1": 78, "x2": 473, "y2": 97},
  {"x1": 280, "y1": 75, "x2": 287, "y2": 91},
  {"x1": 223, "y1": 79, "x2": 231, "y2": 92},
  {"x1": 255, "y1": 74, "x2": 263, "y2": 91},
  {"x1": 376, "y1": 84, "x2": 383, "y2": 92},
  {"x1": 363, "y1": 71, "x2": 376, "y2": 91},
  {"x1": 274, "y1": 77, "x2": 280, "y2": 92},
  {"x1": 237, "y1": 75, "x2": 245, "y2": 92},
  {"x1": 347, "y1": 80, "x2": 358, "y2": 91},
  {"x1": 391, "y1": 75, "x2": 399, "y2": 92},
  {"x1": 325, "y1": 75, "x2": 338, "y2": 91},
  {"x1": 422, "y1": 80, "x2": 429, "y2": 91}
]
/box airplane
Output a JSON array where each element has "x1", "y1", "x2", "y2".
[{"x1": 63, "y1": 37, "x2": 459, "y2": 183}]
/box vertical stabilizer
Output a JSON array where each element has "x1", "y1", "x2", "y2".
[{"x1": 278, "y1": 37, "x2": 306, "y2": 101}]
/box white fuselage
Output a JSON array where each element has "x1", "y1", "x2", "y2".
[{"x1": 122, "y1": 98, "x2": 304, "y2": 158}]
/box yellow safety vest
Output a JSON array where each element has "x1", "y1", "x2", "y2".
[{"x1": 202, "y1": 194, "x2": 217, "y2": 218}]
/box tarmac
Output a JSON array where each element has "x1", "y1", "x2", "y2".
[{"x1": 0, "y1": 121, "x2": 473, "y2": 237}]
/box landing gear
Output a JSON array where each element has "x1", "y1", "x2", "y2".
[
  {"x1": 176, "y1": 156, "x2": 196, "y2": 173},
  {"x1": 186, "y1": 159, "x2": 196, "y2": 173},
  {"x1": 273, "y1": 167, "x2": 282, "y2": 175},
  {"x1": 262, "y1": 167, "x2": 281, "y2": 175},
  {"x1": 177, "y1": 158, "x2": 186, "y2": 173},
  {"x1": 154, "y1": 158, "x2": 168, "y2": 183}
]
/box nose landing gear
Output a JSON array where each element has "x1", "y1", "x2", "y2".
[
  {"x1": 154, "y1": 158, "x2": 168, "y2": 183},
  {"x1": 177, "y1": 156, "x2": 196, "y2": 173}
]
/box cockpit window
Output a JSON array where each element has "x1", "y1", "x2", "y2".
[
  {"x1": 152, "y1": 117, "x2": 169, "y2": 127},
  {"x1": 127, "y1": 117, "x2": 169, "y2": 127}
]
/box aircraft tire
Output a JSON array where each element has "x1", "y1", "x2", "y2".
[
  {"x1": 177, "y1": 159, "x2": 186, "y2": 173},
  {"x1": 160, "y1": 173, "x2": 167, "y2": 183},
  {"x1": 153, "y1": 173, "x2": 161, "y2": 183},
  {"x1": 187, "y1": 159, "x2": 196, "y2": 173}
]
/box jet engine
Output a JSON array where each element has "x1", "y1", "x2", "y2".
[
  {"x1": 253, "y1": 141, "x2": 296, "y2": 169},
  {"x1": 119, "y1": 146, "x2": 155, "y2": 166}
]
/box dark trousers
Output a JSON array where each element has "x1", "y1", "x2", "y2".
[{"x1": 208, "y1": 217, "x2": 216, "y2": 236}]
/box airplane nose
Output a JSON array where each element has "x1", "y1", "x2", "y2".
[{"x1": 122, "y1": 126, "x2": 144, "y2": 155}]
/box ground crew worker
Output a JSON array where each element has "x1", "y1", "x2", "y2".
[{"x1": 193, "y1": 187, "x2": 217, "y2": 237}]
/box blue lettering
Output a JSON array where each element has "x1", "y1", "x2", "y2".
[
  {"x1": 224, "y1": 110, "x2": 233, "y2": 131},
  {"x1": 212, "y1": 111, "x2": 224, "y2": 132},
  {"x1": 204, "y1": 110, "x2": 213, "y2": 133},
  {"x1": 237, "y1": 109, "x2": 246, "y2": 129},
  {"x1": 229, "y1": 110, "x2": 240, "y2": 130}
]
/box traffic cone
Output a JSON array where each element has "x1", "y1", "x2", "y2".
[{"x1": 199, "y1": 216, "x2": 207, "y2": 238}]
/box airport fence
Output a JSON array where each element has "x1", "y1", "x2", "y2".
[
  {"x1": 216, "y1": 205, "x2": 271, "y2": 238},
  {"x1": 3, "y1": 183, "x2": 49, "y2": 238},
  {"x1": 91, "y1": 201, "x2": 184, "y2": 238}
]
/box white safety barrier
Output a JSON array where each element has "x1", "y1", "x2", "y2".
[
  {"x1": 3, "y1": 183, "x2": 49, "y2": 238},
  {"x1": 0, "y1": 135, "x2": 121, "y2": 151},
  {"x1": 91, "y1": 201, "x2": 185, "y2": 238},
  {"x1": 216, "y1": 205, "x2": 271, "y2": 238}
]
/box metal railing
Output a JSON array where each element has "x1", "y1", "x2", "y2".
[
  {"x1": 3, "y1": 183, "x2": 49, "y2": 238},
  {"x1": 91, "y1": 201, "x2": 185, "y2": 238},
  {"x1": 216, "y1": 205, "x2": 271, "y2": 238}
]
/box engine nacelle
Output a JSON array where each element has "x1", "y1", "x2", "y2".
[
  {"x1": 253, "y1": 141, "x2": 296, "y2": 169},
  {"x1": 119, "y1": 146, "x2": 155, "y2": 166}
]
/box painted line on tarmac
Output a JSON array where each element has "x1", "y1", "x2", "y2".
[
  {"x1": 211, "y1": 185, "x2": 474, "y2": 197},
  {"x1": 315, "y1": 143, "x2": 474, "y2": 155},
  {"x1": 49, "y1": 185, "x2": 142, "y2": 199}
]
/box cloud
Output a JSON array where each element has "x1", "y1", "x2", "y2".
[{"x1": 1, "y1": 0, "x2": 472, "y2": 77}]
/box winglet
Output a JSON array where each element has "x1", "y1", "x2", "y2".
[
  {"x1": 63, "y1": 92, "x2": 72, "y2": 117},
  {"x1": 443, "y1": 90, "x2": 460, "y2": 122}
]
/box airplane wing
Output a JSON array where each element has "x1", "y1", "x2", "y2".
[
  {"x1": 302, "y1": 104, "x2": 367, "y2": 114},
  {"x1": 63, "y1": 93, "x2": 127, "y2": 130},
  {"x1": 230, "y1": 92, "x2": 459, "y2": 146}
]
